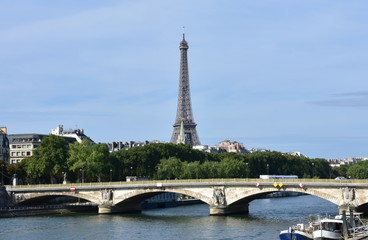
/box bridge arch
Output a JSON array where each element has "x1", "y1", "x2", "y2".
[
  {"x1": 113, "y1": 188, "x2": 212, "y2": 206},
  {"x1": 13, "y1": 191, "x2": 101, "y2": 206},
  {"x1": 225, "y1": 187, "x2": 341, "y2": 208}
]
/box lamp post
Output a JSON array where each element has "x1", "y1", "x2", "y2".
[
  {"x1": 267, "y1": 164, "x2": 269, "y2": 176},
  {"x1": 130, "y1": 166, "x2": 133, "y2": 176},
  {"x1": 110, "y1": 169, "x2": 112, "y2": 182},
  {"x1": 246, "y1": 162, "x2": 249, "y2": 179},
  {"x1": 312, "y1": 163, "x2": 315, "y2": 178},
  {"x1": 80, "y1": 168, "x2": 85, "y2": 183}
]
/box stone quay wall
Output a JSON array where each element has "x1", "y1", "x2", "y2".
[{"x1": 0, "y1": 186, "x2": 9, "y2": 207}]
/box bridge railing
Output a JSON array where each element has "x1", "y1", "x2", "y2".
[{"x1": 7, "y1": 178, "x2": 368, "y2": 189}]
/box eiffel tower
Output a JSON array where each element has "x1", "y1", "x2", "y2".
[{"x1": 170, "y1": 33, "x2": 201, "y2": 147}]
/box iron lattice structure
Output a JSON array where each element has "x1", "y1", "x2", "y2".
[{"x1": 170, "y1": 34, "x2": 201, "y2": 147}]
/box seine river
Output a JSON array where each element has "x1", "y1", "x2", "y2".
[{"x1": 0, "y1": 195, "x2": 339, "y2": 240}]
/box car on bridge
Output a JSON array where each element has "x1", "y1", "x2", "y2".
[{"x1": 335, "y1": 176, "x2": 347, "y2": 180}]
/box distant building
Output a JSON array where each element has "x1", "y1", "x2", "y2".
[
  {"x1": 106, "y1": 140, "x2": 162, "y2": 152},
  {"x1": 8, "y1": 134, "x2": 46, "y2": 164},
  {"x1": 346, "y1": 157, "x2": 368, "y2": 164},
  {"x1": 328, "y1": 157, "x2": 368, "y2": 167},
  {"x1": 8, "y1": 133, "x2": 76, "y2": 165},
  {"x1": 283, "y1": 152, "x2": 307, "y2": 158},
  {"x1": 192, "y1": 144, "x2": 218, "y2": 153},
  {"x1": 215, "y1": 140, "x2": 249, "y2": 154},
  {"x1": 328, "y1": 159, "x2": 343, "y2": 167},
  {"x1": 51, "y1": 125, "x2": 94, "y2": 143},
  {"x1": 247, "y1": 148, "x2": 270, "y2": 154},
  {"x1": 0, "y1": 127, "x2": 9, "y2": 163}
]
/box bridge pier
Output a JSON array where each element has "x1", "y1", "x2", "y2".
[
  {"x1": 210, "y1": 203, "x2": 249, "y2": 216},
  {"x1": 98, "y1": 203, "x2": 142, "y2": 214},
  {"x1": 338, "y1": 205, "x2": 357, "y2": 214},
  {"x1": 0, "y1": 187, "x2": 10, "y2": 208}
]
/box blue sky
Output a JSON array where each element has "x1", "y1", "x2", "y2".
[{"x1": 1, "y1": 0, "x2": 368, "y2": 159}]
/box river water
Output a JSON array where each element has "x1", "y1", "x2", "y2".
[{"x1": 0, "y1": 195, "x2": 339, "y2": 240}]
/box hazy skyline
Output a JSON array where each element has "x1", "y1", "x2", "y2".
[{"x1": 1, "y1": 1, "x2": 368, "y2": 159}]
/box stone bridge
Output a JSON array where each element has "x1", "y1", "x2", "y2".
[{"x1": 6, "y1": 179, "x2": 368, "y2": 215}]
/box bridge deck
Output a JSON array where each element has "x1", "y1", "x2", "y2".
[{"x1": 7, "y1": 178, "x2": 368, "y2": 190}]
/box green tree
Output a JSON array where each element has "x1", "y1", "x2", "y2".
[
  {"x1": 156, "y1": 157, "x2": 183, "y2": 179},
  {"x1": 67, "y1": 140, "x2": 112, "y2": 182},
  {"x1": 87, "y1": 143, "x2": 111, "y2": 182},
  {"x1": 182, "y1": 161, "x2": 202, "y2": 179},
  {"x1": 67, "y1": 139, "x2": 93, "y2": 182},
  {"x1": 347, "y1": 162, "x2": 368, "y2": 179},
  {"x1": 218, "y1": 157, "x2": 247, "y2": 178},
  {"x1": 333, "y1": 165, "x2": 348, "y2": 178},
  {"x1": 201, "y1": 161, "x2": 220, "y2": 178},
  {"x1": 112, "y1": 143, "x2": 218, "y2": 179},
  {"x1": 26, "y1": 135, "x2": 69, "y2": 183}
]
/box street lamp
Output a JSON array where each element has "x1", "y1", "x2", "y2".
[
  {"x1": 130, "y1": 166, "x2": 133, "y2": 176},
  {"x1": 312, "y1": 163, "x2": 315, "y2": 178},
  {"x1": 246, "y1": 162, "x2": 249, "y2": 179},
  {"x1": 80, "y1": 168, "x2": 85, "y2": 183},
  {"x1": 267, "y1": 164, "x2": 269, "y2": 175},
  {"x1": 110, "y1": 169, "x2": 112, "y2": 182}
]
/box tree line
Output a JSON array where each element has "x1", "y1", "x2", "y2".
[{"x1": 0, "y1": 135, "x2": 364, "y2": 185}]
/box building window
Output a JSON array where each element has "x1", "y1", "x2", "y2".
[{"x1": 27, "y1": 151, "x2": 31, "y2": 156}]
